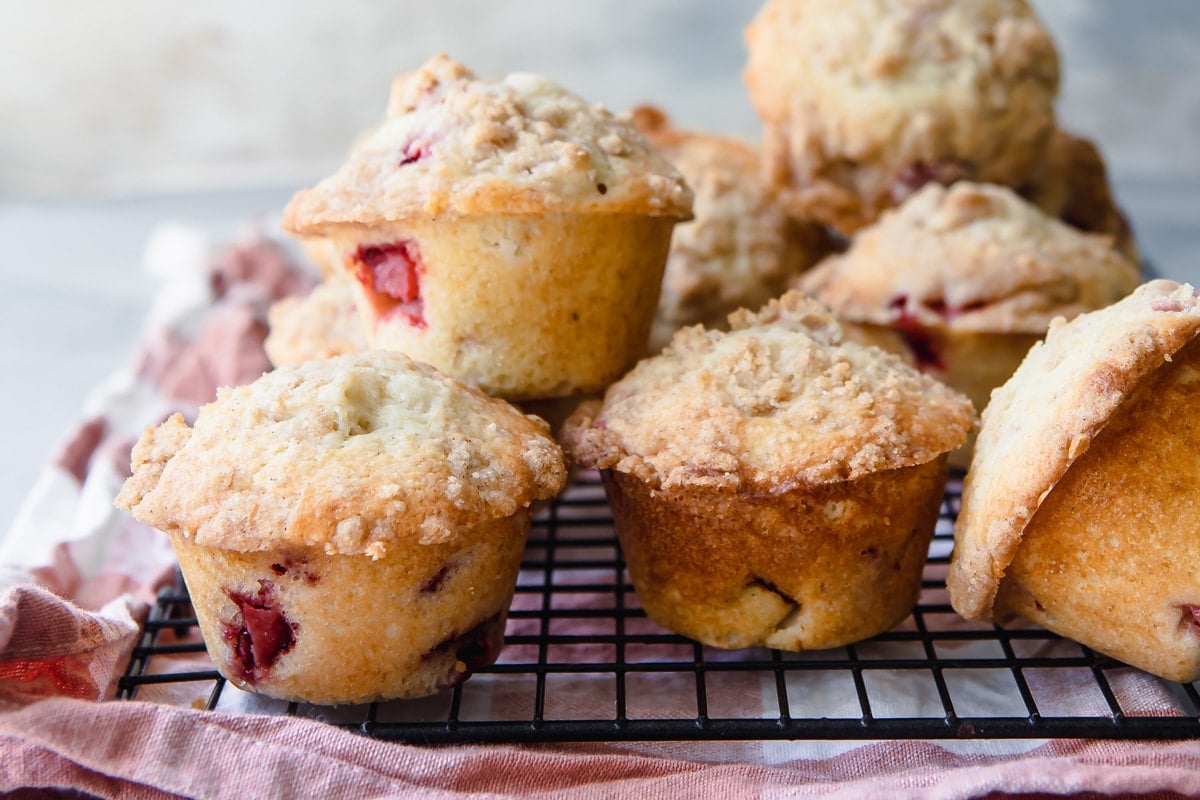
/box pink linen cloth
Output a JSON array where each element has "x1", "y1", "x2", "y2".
[{"x1": 1, "y1": 224, "x2": 1199, "y2": 799}]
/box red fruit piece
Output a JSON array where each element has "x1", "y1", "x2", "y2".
[
  {"x1": 922, "y1": 296, "x2": 988, "y2": 319},
  {"x1": 421, "y1": 563, "x2": 453, "y2": 594},
  {"x1": 399, "y1": 140, "x2": 430, "y2": 166},
  {"x1": 425, "y1": 612, "x2": 505, "y2": 690},
  {"x1": 220, "y1": 580, "x2": 297, "y2": 684},
  {"x1": 353, "y1": 241, "x2": 427, "y2": 328},
  {"x1": 1180, "y1": 604, "x2": 1200, "y2": 636},
  {"x1": 888, "y1": 295, "x2": 945, "y2": 372},
  {"x1": 888, "y1": 160, "x2": 969, "y2": 203}
]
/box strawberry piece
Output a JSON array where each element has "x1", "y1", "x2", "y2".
[
  {"x1": 353, "y1": 241, "x2": 426, "y2": 328},
  {"x1": 1181, "y1": 604, "x2": 1200, "y2": 636},
  {"x1": 888, "y1": 295, "x2": 945, "y2": 372},
  {"x1": 220, "y1": 580, "x2": 297, "y2": 684},
  {"x1": 399, "y1": 140, "x2": 430, "y2": 166},
  {"x1": 888, "y1": 160, "x2": 969, "y2": 203}
]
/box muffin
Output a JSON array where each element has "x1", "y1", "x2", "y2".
[
  {"x1": 1019, "y1": 127, "x2": 1138, "y2": 259},
  {"x1": 264, "y1": 273, "x2": 368, "y2": 368},
  {"x1": 283, "y1": 54, "x2": 693, "y2": 400},
  {"x1": 948, "y1": 281, "x2": 1200, "y2": 683},
  {"x1": 796, "y1": 182, "x2": 1141, "y2": 464},
  {"x1": 743, "y1": 0, "x2": 1060, "y2": 233},
  {"x1": 561, "y1": 291, "x2": 974, "y2": 650},
  {"x1": 115, "y1": 352, "x2": 567, "y2": 703},
  {"x1": 629, "y1": 106, "x2": 834, "y2": 352}
]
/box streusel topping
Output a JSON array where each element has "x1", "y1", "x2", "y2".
[
  {"x1": 562, "y1": 291, "x2": 973, "y2": 490},
  {"x1": 116, "y1": 351, "x2": 566, "y2": 557},
  {"x1": 797, "y1": 182, "x2": 1140, "y2": 333},
  {"x1": 284, "y1": 54, "x2": 693, "y2": 233}
]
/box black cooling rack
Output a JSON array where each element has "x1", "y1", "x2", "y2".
[{"x1": 118, "y1": 470, "x2": 1200, "y2": 743}]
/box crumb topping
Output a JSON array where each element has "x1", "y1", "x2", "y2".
[
  {"x1": 116, "y1": 351, "x2": 567, "y2": 556},
  {"x1": 561, "y1": 291, "x2": 974, "y2": 490},
  {"x1": 798, "y1": 182, "x2": 1141, "y2": 333},
  {"x1": 630, "y1": 106, "x2": 829, "y2": 342},
  {"x1": 284, "y1": 54, "x2": 693, "y2": 233},
  {"x1": 743, "y1": 0, "x2": 1060, "y2": 230}
]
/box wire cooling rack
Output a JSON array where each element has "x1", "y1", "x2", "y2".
[{"x1": 118, "y1": 470, "x2": 1200, "y2": 743}]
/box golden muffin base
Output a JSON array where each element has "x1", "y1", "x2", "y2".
[
  {"x1": 600, "y1": 458, "x2": 948, "y2": 651},
  {"x1": 994, "y1": 336, "x2": 1200, "y2": 683},
  {"x1": 332, "y1": 213, "x2": 675, "y2": 400},
  {"x1": 171, "y1": 511, "x2": 529, "y2": 704}
]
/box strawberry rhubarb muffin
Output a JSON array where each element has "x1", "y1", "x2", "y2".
[
  {"x1": 115, "y1": 352, "x2": 566, "y2": 703},
  {"x1": 743, "y1": 0, "x2": 1060, "y2": 233},
  {"x1": 283, "y1": 54, "x2": 693, "y2": 400},
  {"x1": 949, "y1": 281, "x2": 1200, "y2": 683},
  {"x1": 629, "y1": 106, "x2": 834, "y2": 352},
  {"x1": 561, "y1": 291, "x2": 974, "y2": 650},
  {"x1": 795, "y1": 182, "x2": 1140, "y2": 464}
]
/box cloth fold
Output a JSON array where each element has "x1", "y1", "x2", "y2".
[{"x1": 3, "y1": 697, "x2": 1200, "y2": 800}]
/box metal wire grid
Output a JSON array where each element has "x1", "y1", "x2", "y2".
[{"x1": 119, "y1": 470, "x2": 1200, "y2": 743}]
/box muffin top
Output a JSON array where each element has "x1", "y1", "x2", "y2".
[
  {"x1": 264, "y1": 274, "x2": 367, "y2": 368},
  {"x1": 561, "y1": 290, "x2": 974, "y2": 490},
  {"x1": 283, "y1": 54, "x2": 693, "y2": 235},
  {"x1": 948, "y1": 280, "x2": 1200, "y2": 620},
  {"x1": 116, "y1": 351, "x2": 567, "y2": 557},
  {"x1": 796, "y1": 182, "x2": 1141, "y2": 334},
  {"x1": 1018, "y1": 127, "x2": 1137, "y2": 259},
  {"x1": 630, "y1": 106, "x2": 831, "y2": 350},
  {"x1": 743, "y1": 0, "x2": 1059, "y2": 231}
]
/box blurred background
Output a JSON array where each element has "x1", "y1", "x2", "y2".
[
  {"x1": 2, "y1": 0, "x2": 1199, "y2": 194},
  {"x1": 1, "y1": 0, "x2": 1199, "y2": 532}
]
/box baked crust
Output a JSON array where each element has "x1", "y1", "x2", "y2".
[
  {"x1": 332, "y1": 213, "x2": 676, "y2": 400},
  {"x1": 993, "y1": 334, "x2": 1200, "y2": 682},
  {"x1": 116, "y1": 351, "x2": 567, "y2": 555},
  {"x1": 602, "y1": 459, "x2": 947, "y2": 650},
  {"x1": 283, "y1": 54, "x2": 692, "y2": 233},
  {"x1": 1019, "y1": 127, "x2": 1137, "y2": 259},
  {"x1": 796, "y1": 182, "x2": 1141, "y2": 335},
  {"x1": 743, "y1": 0, "x2": 1060, "y2": 232},
  {"x1": 629, "y1": 106, "x2": 833, "y2": 351},
  {"x1": 173, "y1": 512, "x2": 525, "y2": 703},
  {"x1": 561, "y1": 290, "x2": 974, "y2": 490},
  {"x1": 948, "y1": 280, "x2": 1200, "y2": 622}
]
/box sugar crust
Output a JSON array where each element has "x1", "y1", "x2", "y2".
[
  {"x1": 116, "y1": 351, "x2": 567, "y2": 556},
  {"x1": 283, "y1": 54, "x2": 693, "y2": 233},
  {"x1": 797, "y1": 182, "x2": 1141, "y2": 334},
  {"x1": 948, "y1": 280, "x2": 1200, "y2": 620},
  {"x1": 629, "y1": 106, "x2": 830, "y2": 350},
  {"x1": 562, "y1": 290, "x2": 974, "y2": 490},
  {"x1": 744, "y1": 0, "x2": 1060, "y2": 232}
]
